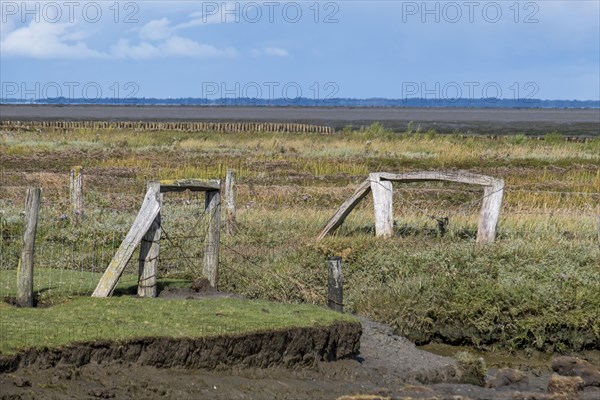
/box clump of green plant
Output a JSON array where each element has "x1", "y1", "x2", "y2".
[
  {"x1": 544, "y1": 131, "x2": 566, "y2": 144},
  {"x1": 455, "y1": 351, "x2": 487, "y2": 385},
  {"x1": 354, "y1": 122, "x2": 394, "y2": 140}
]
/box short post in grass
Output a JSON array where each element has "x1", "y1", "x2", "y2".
[
  {"x1": 327, "y1": 256, "x2": 344, "y2": 313},
  {"x1": 204, "y1": 190, "x2": 221, "y2": 288},
  {"x1": 69, "y1": 166, "x2": 84, "y2": 220},
  {"x1": 225, "y1": 170, "x2": 237, "y2": 235},
  {"x1": 138, "y1": 181, "x2": 162, "y2": 298},
  {"x1": 597, "y1": 215, "x2": 600, "y2": 246},
  {"x1": 17, "y1": 188, "x2": 41, "y2": 307}
]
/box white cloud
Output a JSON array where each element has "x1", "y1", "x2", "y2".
[
  {"x1": 111, "y1": 39, "x2": 161, "y2": 59},
  {"x1": 264, "y1": 47, "x2": 289, "y2": 57},
  {"x1": 0, "y1": 17, "x2": 16, "y2": 39},
  {"x1": 1, "y1": 15, "x2": 237, "y2": 60},
  {"x1": 111, "y1": 36, "x2": 236, "y2": 60},
  {"x1": 251, "y1": 47, "x2": 289, "y2": 57},
  {"x1": 0, "y1": 20, "x2": 106, "y2": 59},
  {"x1": 139, "y1": 18, "x2": 172, "y2": 41},
  {"x1": 175, "y1": 2, "x2": 238, "y2": 29},
  {"x1": 161, "y1": 36, "x2": 235, "y2": 58},
  {"x1": 60, "y1": 29, "x2": 89, "y2": 42},
  {"x1": 112, "y1": 13, "x2": 239, "y2": 59}
]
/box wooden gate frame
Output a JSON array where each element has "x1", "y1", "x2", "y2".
[
  {"x1": 92, "y1": 179, "x2": 221, "y2": 298},
  {"x1": 317, "y1": 171, "x2": 504, "y2": 244}
]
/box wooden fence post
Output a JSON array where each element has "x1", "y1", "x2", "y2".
[
  {"x1": 327, "y1": 257, "x2": 344, "y2": 312},
  {"x1": 92, "y1": 187, "x2": 161, "y2": 297},
  {"x1": 370, "y1": 173, "x2": 394, "y2": 238},
  {"x1": 204, "y1": 190, "x2": 221, "y2": 288},
  {"x1": 138, "y1": 181, "x2": 162, "y2": 298},
  {"x1": 225, "y1": 170, "x2": 237, "y2": 235},
  {"x1": 69, "y1": 166, "x2": 84, "y2": 219},
  {"x1": 477, "y1": 179, "x2": 504, "y2": 244},
  {"x1": 17, "y1": 188, "x2": 41, "y2": 307}
]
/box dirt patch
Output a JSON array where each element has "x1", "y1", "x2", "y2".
[{"x1": 157, "y1": 280, "x2": 244, "y2": 301}]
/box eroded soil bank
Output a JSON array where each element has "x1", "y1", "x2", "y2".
[
  {"x1": 1, "y1": 319, "x2": 599, "y2": 400},
  {"x1": 0, "y1": 321, "x2": 361, "y2": 374}
]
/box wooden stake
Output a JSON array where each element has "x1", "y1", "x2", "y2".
[
  {"x1": 327, "y1": 257, "x2": 344, "y2": 312},
  {"x1": 225, "y1": 170, "x2": 237, "y2": 235},
  {"x1": 69, "y1": 166, "x2": 84, "y2": 220},
  {"x1": 92, "y1": 187, "x2": 161, "y2": 297},
  {"x1": 370, "y1": 173, "x2": 394, "y2": 238},
  {"x1": 138, "y1": 181, "x2": 162, "y2": 298},
  {"x1": 204, "y1": 190, "x2": 221, "y2": 288},
  {"x1": 316, "y1": 179, "x2": 371, "y2": 241},
  {"x1": 17, "y1": 188, "x2": 41, "y2": 307},
  {"x1": 597, "y1": 215, "x2": 600, "y2": 247}
]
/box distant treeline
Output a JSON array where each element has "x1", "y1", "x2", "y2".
[{"x1": 2, "y1": 97, "x2": 599, "y2": 108}]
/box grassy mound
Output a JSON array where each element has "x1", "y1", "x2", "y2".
[{"x1": 0, "y1": 297, "x2": 357, "y2": 355}]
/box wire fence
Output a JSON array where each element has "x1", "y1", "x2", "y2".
[
  {"x1": 1, "y1": 168, "x2": 598, "y2": 302},
  {"x1": 0, "y1": 172, "x2": 214, "y2": 300}
]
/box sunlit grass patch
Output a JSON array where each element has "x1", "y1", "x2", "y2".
[{"x1": 0, "y1": 296, "x2": 356, "y2": 355}]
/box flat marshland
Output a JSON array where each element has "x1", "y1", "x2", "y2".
[{"x1": 1, "y1": 125, "x2": 598, "y2": 352}]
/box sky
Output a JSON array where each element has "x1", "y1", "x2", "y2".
[{"x1": 1, "y1": 0, "x2": 599, "y2": 101}]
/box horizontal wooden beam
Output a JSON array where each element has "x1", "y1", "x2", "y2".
[
  {"x1": 159, "y1": 179, "x2": 220, "y2": 193},
  {"x1": 374, "y1": 171, "x2": 499, "y2": 187}
]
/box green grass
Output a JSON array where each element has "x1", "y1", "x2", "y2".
[
  {"x1": 0, "y1": 297, "x2": 356, "y2": 355},
  {"x1": 0, "y1": 269, "x2": 191, "y2": 303},
  {"x1": 218, "y1": 218, "x2": 600, "y2": 353}
]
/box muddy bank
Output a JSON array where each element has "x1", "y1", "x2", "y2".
[
  {"x1": 1, "y1": 318, "x2": 598, "y2": 399},
  {"x1": 0, "y1": 321, "x2": 361, "y2": 374}
]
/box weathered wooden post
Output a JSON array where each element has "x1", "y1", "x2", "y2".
[
  {"x1": 69, "y1": 166, "x2": 84, "y2": 219},
  {"x1": 92, "y1": 187, "x2": 161, "y2": 297},
  {"x1": 370, "y1": 173, "x2": 394, "y2": 238},
  {"x1": 225, "y1": 170, "x2": 237, "y2": 235},
  {"x1": 327, "y1": 257, "x2": 344, "y2": 312},
  {"x1": 476, "y1": 179, "x2": 504, "y2": 244},
  {"x1": 17, "y1": 188, "x2": 41, "y2": 307},
  {"x1": 204, "y1": 190, "x2": 221, "y2": 288},
  {"x1": 138, "y1": 181, "x2": 162, "y2": 297}
]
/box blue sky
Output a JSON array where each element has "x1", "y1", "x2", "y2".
[{"x1": 1, "y1": 1, "x2": 599, "y2": 101}]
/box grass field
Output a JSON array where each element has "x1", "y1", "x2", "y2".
[
  {"x1": 1, "y1": 124, "x2": 598, "y2": 352},
  {"x1": 0, "y1": 269, "x2": 193, "y2": 302}
]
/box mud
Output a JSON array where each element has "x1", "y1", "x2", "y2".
[
  {"x1": 2, "y1": 318, "x2": 598, "y2": 399},
  {"x1": 1, "y1": 105, "x2": 599, "y2": 135}
]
